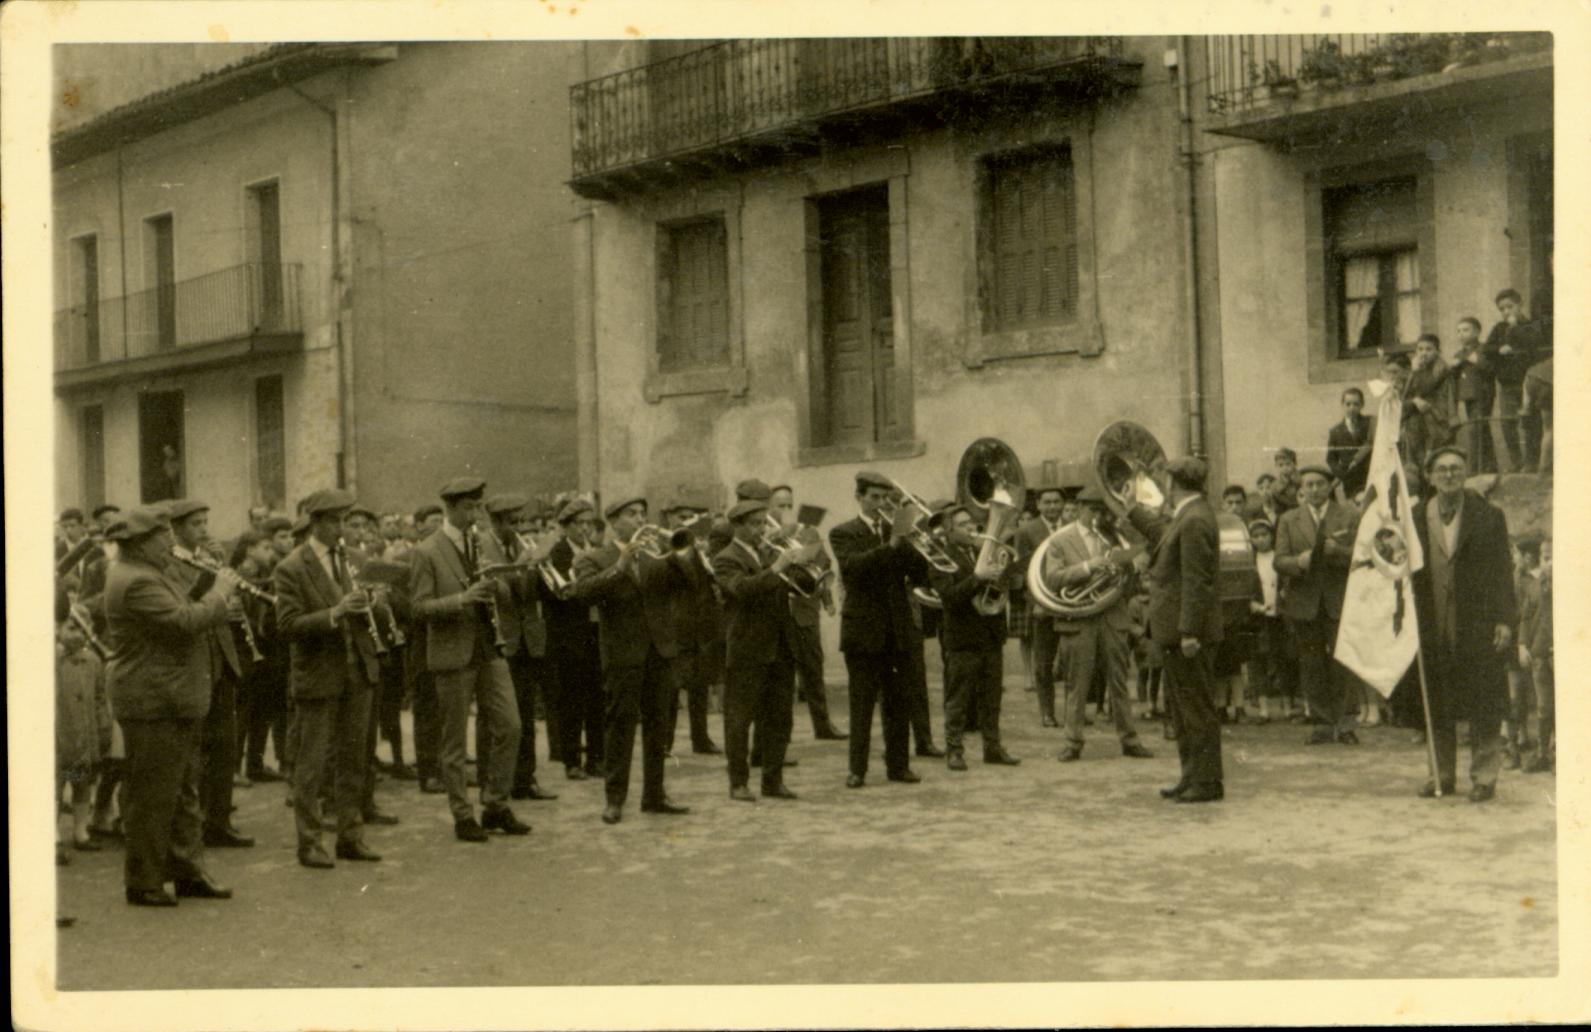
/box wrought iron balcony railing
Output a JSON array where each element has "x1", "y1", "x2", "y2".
[
  {"x1": 1205, "y1": 32, "x2": 1552, "y2": 115},
  {"x1": 570, "y1": 37, "x2": 1134, "y2": 195},
  {"x1": 55, "y1": 262, "x2": 302, "y2": 373}
]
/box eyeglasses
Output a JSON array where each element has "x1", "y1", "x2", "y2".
[{"x1": 1430, "y1": 464, "x2": 1466, "y2": 476}]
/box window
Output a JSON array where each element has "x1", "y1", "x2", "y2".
[
  {"x1": 1325, "y1": 178, "x2": 1421, "y2": 355},
  {"x1": 246, "y1": 180, "x2": 284, "y2": 328},
  {"x1": 79, "y1": 405, "x2": 105, "y2": 511},
  {"x1": 982, "y1": 145, "x2": 1079, "y2": 333},
  {"x1": 143, "y1": 214, "x2": 176, "y2": 350},
  {"x1": 70, "y1": 235, "x2": 101, "y2": 363},
  {"x1": 255, "y1": 375, "x2": 286, "y2": 510},
  {"x1": 656, "y1": 217, "x2": 730, "y2": 373},
  {"x1": 138, "y1": 390, "x2": 185, "y2": 504}
]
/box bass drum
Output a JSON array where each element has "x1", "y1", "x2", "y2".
[{"x1": 1215, "y1": 511, "x2": 1258, "y2": 617}]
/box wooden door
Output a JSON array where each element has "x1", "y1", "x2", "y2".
[{"x1": 820, "y1": 188, "x2": 893, "y2": 446}]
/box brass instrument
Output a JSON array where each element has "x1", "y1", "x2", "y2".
[
  {"x1": 467, "y1": 525, "x2": 510, "y2": 655},
  {"x1": 955, "y1": 438, "x2": 1028, "y2": 616},
  {"x1": 68, "y1": 601, "x2": 109, "y2": 659},
  {"x1": 519, "y1": 531, "x2": 574, "y2": 597},
  {"x1": 878, "y1": 480, "x2": 959, "y2": 574},
  {"x1": 764, "y1": 504, "x2": 833, "y2": 599},
  {"x1": 911, "y1": 585, "x2": 943, "y2": 610},
  {"x1": 623, "y1": 524, "x2": 674, "y2": 560}
]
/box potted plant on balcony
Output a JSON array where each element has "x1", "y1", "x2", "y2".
[
  {"x1": 1298, "y1": 40, "x2": 1347, "y2": 92},
  {"x1": 1248, "y1": 57, "x2": 1298, "y2": 102}
]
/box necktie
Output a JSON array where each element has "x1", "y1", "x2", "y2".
[
  {"x1": 331, "y1": 545, "x2": 351, "y2": 593},
  {"x1": 463, "y1": 530, "x2": 477, "y2": 574},
  {"x1": 1439, "y1": 499, "x2": 1459, "y2": 525}
]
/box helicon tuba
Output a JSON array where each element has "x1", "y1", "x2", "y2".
[{"x1": 955, "y1": 437, "x2": 1027, "y2": 616}]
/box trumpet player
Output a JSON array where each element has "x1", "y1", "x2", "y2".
[
  {"x1": 1044, "y1": 485, "x2": 1154, "y2": 763},
  {"x1": 769, "y1": 485, "x2": 846, "y2": 741},
  {"x1": 662, "y1": 501, "x2": 723, "y2": 757},
  {"x1": 570, "y1": 495, "x2": 694, "y2": 825},
  {"x1": 272, "y1": 490, "x2": 385, "y2": 867},
  {"x1": 543, "y1": 499, "x2": 604, "y2": 780},
  {"x1": 931, "y1": 504, "x2": 1021, "y2": 770},
  {"x1": 409, "y1": 477, "x2": 531, "y2": 843},
  {"x1": 167, "y1": 499, "x2": 253, "y2": 849}
]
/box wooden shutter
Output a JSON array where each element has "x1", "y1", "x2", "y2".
[
  {"x1": 990, "y1": 147, "x2": 1078, "y2": 331},
  {"x1": 659, "y1": 218, "x2": 729, "y2": 372}
]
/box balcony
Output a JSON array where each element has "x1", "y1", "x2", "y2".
[
  {"x1": 54, "y1": 262, "x2": 304, "y2": 392},
  {"x1": 570, "y1": 37, "x2": 1139, "y2": 199},
  {"x1": 1204, "y1": 32, "x2": 1552, "y2": 142}
]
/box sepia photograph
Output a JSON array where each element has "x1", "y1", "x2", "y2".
[{"x1": 5, "y1": 1, "x2": 1587, "y2": 1029}]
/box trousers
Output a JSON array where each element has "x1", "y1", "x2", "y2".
[
  {"x1": 1057, "y1": 618, "x2": 1140, "y2": 747},
  {"x1": 293, "y1": 682, "x2": 371, "y2": 850},
  {"x1": 435, "y1": 656, "x2": 520, "y2": 822},
  {"x1": 601, "y1": 648, "x2": 674, "y2": 808},
  {"x1": 199, "y1": 666, "x2": 240, "y2": 833},
  {"x1": 725, "y1": 654, "x2": 796, "y2": 790},
  {"x1": 667, "y1": 648, "x2": 715, "y2": 753},
  {"x1": 120, "y1": 717, "x2": 208, "y2": 892},
  {"x1": 1164, "y1": 647, "x2": 1223, "y2": 788},
  {"x1": 943, "y1": 648, "x2": 1003, "y2": 753},
  {"x1": 791, "y1": 622, "x2": 838, "y2": 735},
  {"x1": 844, "y1": 650, "x2": 912, "y2": 778},
  {"x1": 1032, "y1": 617, "x2": 1061, "y2": 721},
  {"x1": 1292, "y1": 614, "x2": 1356, "y2": 734}
]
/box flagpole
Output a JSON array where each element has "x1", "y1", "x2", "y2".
[{"x1": 1411, "y1": 623, "x2": 1443, "y2": 796}]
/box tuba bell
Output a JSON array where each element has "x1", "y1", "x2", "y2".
[{"x1": 955, "y1": 438, "x2": 1027, "y2": 616}]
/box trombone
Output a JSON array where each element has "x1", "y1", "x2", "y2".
[
  {"x1": 763, "y1": 505, "x2": 833, "y2": 599},
  {"x1": 879, "y1": 480, "x2": 959, "y2": 574}
]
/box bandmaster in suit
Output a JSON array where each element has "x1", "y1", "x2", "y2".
[
  {"x1": 570, "y1": 494, "x2": 695, "y2": 824},
  {"x1": 1410, "y1": 446, "x2": 1518, "y2": 801},
  {"x1": 408, "y1": 477, "x2": 531, "y2": 842},
  {"x1": 1126, "y1": 457, "x2": 1225, "y2": 803},
  {"x1": 272, "y1": 489, "x2": 385, "y2": 868},
  {"x1": 1272, "y1": 465, "x2": 1362, "y2": 744},
  {"x1": 102, "y1": 508, "x2": 241, "y2": 906},
  {"x1": 829, "y1": 470, "x2": 932, "y2": 788}
]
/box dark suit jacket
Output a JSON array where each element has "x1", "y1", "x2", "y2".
[
  {"x1": 103, "y1": 557, "x2": 231, "y2": 721},
  {"x1": 711, "y1": 539, "x2": 796, "y2": 667},
  {"x1": 1126, "y1": 496, "x2": 1222, "y2": 647},
  {"x1": 829, "y1": 515, "x2": 928, "y2": 655},
  {"x1": 170, "y1": 551, "x2": 243, "y2": 680},
  {"x1": 1411, "y1": 491, "x2": 1516, "y2": 722},
  {"x1": 409, "y1": 525, "x2": 511, "y2": 673},
  {"x1": 475, "y1": 529, "x2": 546, "y2": 659},
  {"x1": 273, "y1": 542, "x2": 380, "y2": 699},
  {"x1": 541, "y1": 536, "x2": 598, "y2": 650},
  {"x1": 929, "y1": 540, "x2": 1006, "y2": 652},
  {"x1": 1272, "y1": 500, "x2": 1359, "y2": 622},
  {"x1": 1483, "y1": 317, "x2": 1543, "y2": 386},
  {"x1": 570, "y1": 542, "x2": 689, "y2": 669},
  {"x1": 1326, "y1": 418, "x2": 1374, "y2": 498},
  {"x1": 672, "y1": 547, "x2": 724, "y2": 652},
  {"x1": 784, "y1": 524, "x2": 834, "y2": 630}
]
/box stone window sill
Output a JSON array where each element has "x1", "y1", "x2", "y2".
[
  {"x1": 795, "y1": 438, "x2": 927, "y2": 468},
  {"x1": 964, "y1": 319, "x2": 1103, "y2": 367},
  {"x1": 644, "y1": 365, "x2": 749, "y2": 403}
]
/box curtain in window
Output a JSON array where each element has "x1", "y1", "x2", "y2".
[
  {"x1": 1394, "y1": 251, "x2": 1421, "y2": 344},
  {"x1": 1343, "y1": 255, "x2": 1380, "y2": 349}
]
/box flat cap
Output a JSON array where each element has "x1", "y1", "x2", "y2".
[
  {"x1": 603, "y1": 494, "x2": 647, "y2": 520},
  {"x1": 1381, "y1": 350, "x2": 1413, "y2": 369},
  {"x1": 347, "y1": 504, "x2": 379, "y2": 522},
  {"x1": 926, "y1": 498, "x2": 958, "y2": 529},
  {"x1": 262, "y1": 516, "x2": 294, "y2": 534},
  {"x1": 855, "y1": 470, "x2": 892, "y2": 493},
  {"x1": 302, "y1": 488, "x2": 357, "y2": 516},
  {"x1": 484, "y1": 493, "x2": 529, "y2": 517},
  {"x1": 1076, "y1": 483, "x2": 1106, "y2": 503},
  {"x1": 166, "y1": 498, "x2": 210, "y2": 522},
  {"x1": 727, "y1": 499, "x2": 768, "y2": 523},
  {"x1": 734, "y1": 479, "x2": 772, "y2": 502},
  {"x1": 1425, "y1": 445, "x2": 1468, "y2": 472},
  {"x1": 103, "y1": 507, "x2": 170, "y2": 542},
  {"x1": 291, "y1": 514, "x2": 312, "y2": 535},
  {"x1": 1298, "y1": 465, "x2": 1334, "y2": 482},
  {"x1": 91, "y1": 504, "x2": 122, "y2": 520},
  {"x1": 439, "y1": 476, "x2": 487, "y2": 501},
  {"x1": 1164, "y1": 456, "x2": 1208, "y2": 489},
  {"x1": 1246, "y1": 518, "x2": 1275, "y2": 535},
  {"x1": 556, "y1": 499, "x2": 594, "y2": 525}
]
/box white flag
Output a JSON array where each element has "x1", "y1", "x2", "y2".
[{"x1": 1334, "y1": 381, "x2": 1425, "y2": 697}]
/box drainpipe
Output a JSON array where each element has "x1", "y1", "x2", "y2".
[
  {"x1": 278, "y1": 68, "x2": 353, "y2": 491},
  {"x1": 572, "y1": 43, "x2": 600, "y2": 494},
  {"x1": 1174, "y1": 36, "x2": 1206, "y2": 461},
  {"x1": 116, "y1": 147, "x2": 129, "y2": 353}
]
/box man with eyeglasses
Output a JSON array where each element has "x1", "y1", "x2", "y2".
[{"x1": 1408, "y1": 446, "x2": 1518, "y2": 802}]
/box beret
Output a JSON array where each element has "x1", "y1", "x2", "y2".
[
  {"x1": 347, "y1": 504, "x2": 379, "y2": 521},
  {"x1": 91, "y1": 504, "x2": 122, "y2": 520},
  {"x1": 1298, "y1": 465, "x2": 1334, "y2": 482},
  {"x1": 102, "y1": 507, "x2": 170, "y2": 542},
  {"x1": 734, "y1": 479, "x2": 772, "y2": 502},
  {"x1": 603, "y1": 494, "x2": 647, "y2": 520},
  {"x1": 166, "y1": 498, "x2": 210, "y2": 522},
  {"x1": 1425, "y1": 445, "x2": 1468, "y2": 472},
  {"x1": 302, "y1": 488, "x2": 357, "y2": 516},
  {"x1": 855, "y1": 470, "x2": 892, "y2": 493},
  {"x1": 727, "y1": 499, "x2": 768, "y2": 523},
  {"x1": 484, "y1": 493, "x2": 529, "y2": 517},
  {"x1": 439, "y1": 476, "x2": 487, "y2": 501}
]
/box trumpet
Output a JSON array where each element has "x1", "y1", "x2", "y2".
[
  {"x1": 621, "y1": 523, "x2": 675, "y2": 560},
  {"x1": 878, "y1": 480, "x2": 959, "y2": 574},
  {"x1": 68, "y1": 601, "x2": 109, "y2": 659},
  {"x1": 171, "y1": 551, "x2": 278, "y2": 604},
  {"x1": 763, "y1": 506, "x2": 833, "y2": 599},
  {"x1": 517, "y1": 532, "x2": 574, "y2": 597}
]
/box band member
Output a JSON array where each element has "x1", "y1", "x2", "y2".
[
  {"x1": 405, "y1": 506, "x2": 444, "y2": 793},
  {"x1": 571, "y1": 495, "x2": 694, "y2": 824},
  {"x1": 102, "y1": 508, "x2": 241, "y2": 906},
  {"x1": 663, "y1": 500, "x2": 723, "y2": 756},
  {"x1": 1125, "y1": 457, "x2": 1225, "y2": 803},
  {"x1": 337, "y1": 524, "x2": 404, "y2": 827},
  {"x1": 1014, "y1": 487, "x2": 1068, "y2": 727},
  {"x1": 230, "y1": 531, "x2": 287, "y2": 784},
  {"x1": 166, "y1": 499, "x2": 253, "y2": 848},
  {"x1": 830, "y1": 471, "x2": 931, "y2": 788},
  {"x1": 930, "y1": 504, "x2": 1020, "y2": 770},
  {"x1": 272, "y1": 489, "x2": 385, "y2": 867},
  {"x1": 409, "y1": 477, "x2": 532, "y2": 842},
  {"x1": 478, "y1": 493, "x2": 558, "y2": 801},
  {"x1": 1045, "y1": 485, "x2": 1154, "y2": 762},
  {"x1": 544, "y1": 499, "x2": 605, "y2": 780},
  {"x1": 1410, "y1": 446, "x2": 1517, "y2": 801},
  {"x1": 714, "y1": 499, "x2": 815, "y2": 801},
  {"x1": 1273, "y1": 465, "x2": 1361, "y2": 746},
  {"x1": 767, "y1": 485, "x2": 845, "y2": 740}
]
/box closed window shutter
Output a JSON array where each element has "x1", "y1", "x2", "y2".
[
  {"x1": 660, "y1": 218, "x2": 730, "y2": 372},
  {"x1": 990, "y1": 147, "x2": 1078, "y2": 332}
]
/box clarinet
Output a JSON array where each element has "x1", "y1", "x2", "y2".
[
  {"x1": 469, "y1": 525, "x2": 509, "y2": 656},
  {"x1": 339, "y1": 538, "x2": 388, "y2": 656}
]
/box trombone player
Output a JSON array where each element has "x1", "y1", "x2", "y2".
[{"x1": 1044, "y1": 485, "x2": 1155, "y2": 763}]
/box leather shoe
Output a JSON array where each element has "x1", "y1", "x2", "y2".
[
  {"x1": 815, "y1": 728, "x2": 849, "y2": 740},
  {"x1": 1175, "y1": 783, "x2": 1224, "y2": 803},
  {"x1": 454, "y1": 817, "x2": 489, "y2": 842},
  {"x1": 249, "y1": 767, "x2": 285, "y2": 783},
  {"x1": 1523, "y1": 754, "x2": 1553, "y2": 774},
  {"x1": 1336, "y1": 730, "x2": 1361, "y2": 746},
  {"x1": 1040, "y1": 715, "x2": 1059, "y2": 728},
  {"x1": 1159, "y1": 781, "x2": 1190, "y2": 799},
  {"x1": 72, "y1": 838, "x2": 103, "y2": 852},
  {"x1": 420, "y1": 777, "x2": 447, "y2": 794},
  {"x1": 692, "y1": 741, "x2": 724, "y2": 755},
  {"x1": 565, "y1": 766, "x2": 590, "y2": 781},
  {"x1": 174, "y1": 874, "x2": 233, "y2": 899},
  {"x1": 984, "y1": 748, "x2": 1021, "y2": 766},
  {"x1": 1417, "y1": 780, "x2": 1456, "y2": 798},
  {"x1": 640, "y1": 799, "x2": 690, "y2": 815},
  {"x1": 386, "y1": 764, "x2": 418, "y2": 781},
  {"x1": 481, "y1": 806, "x2": 532, "y2": 835},
  {"x1": 1057, "y1": 745, "x2": 1082, "y2": 762},
  {"x1": 203, "y1": 826, "x2": 255, "y2": 848},
  {"x1": 887, "y1": 769, "x2": 922, "y2": 784},
  {"x1": 845, "y1": 774, "x2": 865, "y2": 789},
  {"x1": 729, "y1": 785, "x2": 757, "y2": 802},
  {"x1": 362, "y1": 809, "x2": 400, "y2": 826},
  {"x1": 1468, "y1": 783, "x2": 1496, "y2": 803},
  {"x1": 600, "y1": 805, "x2": 623, "y2": 824},
  {"x1": 126, "y1": 887, "x2": 178, "y2": 907},
  {"x1": 915, "y1": 744, "x2": 946, "y2": 758},
  {"x1": 762, "y1": 784, "x2": 798, "y2": 800},
  {"x1": 298, "y1": 845, "x2": 335, "y2": 869},
  {"x1": 335, "y1": 840, "x2": 383, "y2": 862},
  {"x1": 1121, "y1": 742, "x2": 1154, "y2": 759},
  {"x1": 946, "y1": 751, "x2": 968, "y2": 771},
  {"x1": 1305, "y1": 729, "x2": 1336, "y2": 745},
  {"x1": 511, "y1": 781, "x2": 559, "y2": 801}
]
